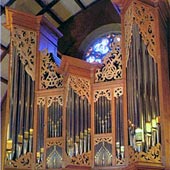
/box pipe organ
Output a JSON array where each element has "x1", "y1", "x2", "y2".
[
  {"x1": 126, "y1": 23, "x2": 161, "y2": 153},
  {"x1": 3, "y1": 0, "x2": 170, "y2": 169}
]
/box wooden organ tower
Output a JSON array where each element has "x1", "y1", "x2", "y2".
[{"x1": 3, "y1": 1, "x2": 170, "y2": 170}]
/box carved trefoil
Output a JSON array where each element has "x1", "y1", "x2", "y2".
[
  {"x1": 95, "y1": 35, "x2": 122, "y2": 82},
  {"x1": 40, "y1": 50, "x2": 63, "y2": 89}
]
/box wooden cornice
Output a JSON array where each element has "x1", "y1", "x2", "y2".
[
  {"x1": 4, "y1": 7, "x2": 63, "y2": 37},
  {"x1": 58, "y1": 55, "x2": 102, "y2": 79},
  {"x1": 4, "y1": 7, "x2": 43, "y2": 31},
  {"x1": 111, "y1": 0, "x2": 170, "y2": 15}
]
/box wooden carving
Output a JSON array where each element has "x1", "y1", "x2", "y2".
[
  {"x1": 46, "y1": 140, "x2": 63, "y2": 148},
  {"x1": 70, "y1": 152, "x2": 91, "y2": 166},
  {"x1": 37, "y1": 97, "x2": 45, "y2": 106},
  {"x1": 68, "y1": 74, "x2": 90, "y2": 102},
  {"x1": 124, "y1": 1, "x2": 157, "y2": 63},
  {"x1": 114, "y1": 87, "x2": 123, "y2": 98},
  {"x1": 94, "y1": 137, "x2": 112, "y2": 145},
  {"x1": 94, "y1": 89, "x2": 112, "y2": 102},
  {"x1": 47, "y1": 95, "x2": 63, "y2": 107},
  {"x1": 40, "y1": 50, "x2": 63, "y2": 89},
  {"x1": 116, "y1": 157, "x2": 125, "y2": 165},
  {"x1": 95, "y1": 37, "x2": 122, "y2": 82},
  {"x1": 128, "y1": 143, "x2": 161, "y2": 163},
  {"x1": 11, "y1": 26, "x2": 36, "y2": 81},
  {"x1": 5, "y1": 153, "x2": 33, "y2": 169}
]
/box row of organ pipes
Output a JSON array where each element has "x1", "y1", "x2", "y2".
[
  {"x1": 48, "y1": 101, "x2": 62, "y2": 138},
  {"x1": 6, "y1": 45, "x2": 34, "y2": 161},
  {"x1": 66, "y1": 87, "x2": 91, "y2": 157},
  {"x1": 5, "y1": 42, "x2": 129, "y2": 168},
  {"x1": 5, "y1": 36, "x2": 161, "y2": 169},
  {"x1": 126, "y1": 24, "x2": 160, "y2": 152},
  {"x1": 4, "y1": 17, "x2": 162, "y2": 170},
  {"x1": 94, "y1": 96, "x2": 111, "y2": 134},
  {"x1": 94, "y1": 92, "x2": 124, "y2": 166}
]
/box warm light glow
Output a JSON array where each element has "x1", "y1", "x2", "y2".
[
  {"x1": 116, "y1": 142, "x2": 120, "y2": 148},
  {"x1": 152, "y1": 118, "x2": 157, "y2": 128},
  {"x1": 7, "y1": 139, "x2": 12, "y2": 150},
  {"x1": 146, "y1": 122, "x2": 152, "y2": 133},
  {"x1": 120, "y1": 146, "x2": 125, "y2": 152},
  {"x1": 135, "y1": 128, "x2": 143, "y2": 141},
  {"x1": 37, "y1": 152, "x2": 40, "y2": 158}
]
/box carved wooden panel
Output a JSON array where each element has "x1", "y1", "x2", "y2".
[
  {"x1": 40, "y1": 50, "x2": 63, "y2": 89},
  {"x1": 124, "y1": 1, "x2": 156, "y2": 63},
  {"x1": 37, "y1": 97, "x2": 45, "y2": 106},
  {"x1": 68, "y1": 74, "x2": 91, "y2": 102},
  {"x1": 47, "y1": 95, "x2": 63, "y2": 107},
  {"x1": 70, "y1": 151, "x2": 91, "y2": 166},
  {"x1": 116, "y1": 157, "x2": 125, "y2": 165},
  {"x1": 128, "y1": 143, "x2": 161, "y2": 163},
  {"x1": 94, "y1": 137, "x2": 112, "y2": 145},
  {"x1": 114, "y1": 87, "x2": 123, "y2": 98},
  {"x1": 5, "y1": 153, "x2": 33, "y2": 169},
  {"x1": 46, "y1": 139, "x2": 63, "y2": 148},
  {"x1": 95, "y1": 37, "x2": 122, "y2": 82},
  {"x1": 11, "y1": 26, "x2": 36, "y2": 81},
  {"x1": 94, "y1": 89, "x2": 112, "y2": 102}
]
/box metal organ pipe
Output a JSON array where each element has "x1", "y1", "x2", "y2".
[
  {"x1": 66, "y1": 86, "x2": 91, "y2": 157},
  {"x1": 6, "y1": 43, "x2": 35, "y2": 162},
  {"x1": 47, "y1": 99, "x2": 63, "y2": 138},
  {"x1": 127, "y1": 23, "x2": 160, "y2": 152},
  {"x1": 94, "y1": 96, "x2": 111, "y2": 135}
]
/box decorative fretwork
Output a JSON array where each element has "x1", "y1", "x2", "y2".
[
  {"x1": 114, "y1": 87, "x2": 123, "y2": 98},
  {"x1": 124, "y1": 1, "x2": 156, "y2": 63},
  {"x1": 47, "y1": 95, "x2": 63, "y2": 107},
  {"x1": 94, "y1": 142, "x2": 112, "y2": 166},
  {"x1": 94, "y1": 89, "x2": 111, "y2": 102},
  {"x1": 11, "y1": 26, "x2": 36, "y2": 81},
  {"x1": 40, "y1": 50, "x2": 63, "y2": 89},
  {"x1": 46, "y1": 140, "x2": 63, "y2": 148},
  {"x1": 95, "y1": 45, "x2": 122, "y2": 82},
  {"x1": 46, "y1": 146, "x2": 62, "y2": 169},
  {"x1": 35, "y1": 162, "x2": 43, "y2": 170},
  {"x1": 5, "y1": 153, "x2": 32, "y2": 169},
  {"x1": 128, "y1": 143, "x2": 161, "y2": 163},
  {"x1": 94, "y1": 137, "x2": 112, "y2": 145},
  {"x1": 68, "y1": 75, "x2": 90, "y2": 102},
  {"x1": 116, "y1": 158, "x2": 125, "y2": 165},
  {"x1": 37, "y1": 97, "x2": 45, "y2": 106},
  {"x1": 71, "y1": 152, "x2": 91, "y2": 166}
]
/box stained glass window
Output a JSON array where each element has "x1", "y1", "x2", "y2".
[{"x1": 84, "y1": 33, "x2": 121, "y2": 63}]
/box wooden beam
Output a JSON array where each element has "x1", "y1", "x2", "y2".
[
  {"x1": 47, "y1": 10, "x2": 63, "y2": 25},
  {"x1": 36, "y1": 0, "x2": 60, "y2": 15},
  {"x1": 35, "y1": 0, "x2": 63, "y2": 25},
  {"x1": 0, "y1": 0, "x2": 16, "y2": 15},
  {"x1": 0, "y1": 76, "x2": 8, "y2": 84},
  {"x1": 0, "y1": 44, "x2": 9, "y2": 62},
  {"x1": 0, "y1": 44, "x2": 6, "y2": 51},
  {"x1": 74, "y1": 0, "x2": 86, "y2": 10}
]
